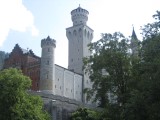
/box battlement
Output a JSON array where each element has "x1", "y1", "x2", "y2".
[
  {"x1": 71, "y1": 6, "x2": 89, "y2": 26},
  {"x1": 41, "y1": 36, "x2": 56, "y2": 48}
]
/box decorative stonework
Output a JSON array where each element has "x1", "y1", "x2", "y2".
[
  {"x1": 41, "y1": 36, "x2": 56, "y2": 48},
  {"x1": 71, "y1": 6, "x2": 89, "y2": 26}
]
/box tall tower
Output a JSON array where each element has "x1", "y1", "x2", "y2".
[
  {"x1": 40, "y1": 36, "x2": 56, "y2": 94},
  {"x1": 66, "y1": 6, "x2": 93, "y2": 103},
  {"x1": 66, "y1": 6, "x2": 93, "y2": 75},
  {"x1": 131, "y1": 27, "x2": 139, "y2": 56}
]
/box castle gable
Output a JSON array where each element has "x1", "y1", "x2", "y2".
[
  {"x1": 4, "y1": 44, "x2": 40, "y2": 70},
  {"x1": 10, "y1": 44, "x2": 26, "y2": 57}
]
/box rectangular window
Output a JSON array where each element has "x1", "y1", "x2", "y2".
[{"x1": 46, "y1": 74, "x2": 48, "y2": 79}]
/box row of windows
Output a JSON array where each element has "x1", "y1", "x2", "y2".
[
  {"x1": 72, "y1": 14, "x2": 87, "y2": 18},
  {"x1": 68, "y1": 29, "x2": 93, "y2": 38},
  {"x1": 73, "y1": 8, "x2": 88, "y2": 13},
  {"x1": 71, "y1": 57, "x2": 80, "y2": 62},
  {"x1": 56, "y1": 78, "x2": 80, "y2": 88},
  {"x1": 55, "y1": 85, "x2": 81, "y2": 94}
]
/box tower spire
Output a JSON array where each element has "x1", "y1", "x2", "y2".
[
  {"x1": 132, "y1": 25, "x2": 138, "y2": 40},
  {"x1": 131, "y1": 26, "x2": 139, "y2": 56}
]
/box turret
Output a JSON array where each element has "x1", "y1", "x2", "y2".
[
  {"x1": 131, "y1": 27, "x2": 139, "y2": 56},
  {"x1": 40, "y1": 36, "x2": 56, "y2": 94},
  {"x1": 71, "y1": 5, "x2": 89, "y2": 26}
]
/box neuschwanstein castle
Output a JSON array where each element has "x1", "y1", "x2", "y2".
[
  {"x1": 3, "y1": 6, "x2": 93, "y2": 104},
  {"x1": 2, "y1": 6, "x2": 138, "y2": 120}
]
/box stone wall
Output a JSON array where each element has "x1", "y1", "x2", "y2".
[
  {"x1": 29, "y1": 91, "x2": 96, "y2": 120},
  {"x1": 55, "y1": 65, "x2": 83, "y2": 102}
]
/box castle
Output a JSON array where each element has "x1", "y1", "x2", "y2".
[
  {"x1": 2, "y1": 6, "x2": 139, "y2": 120},
  {"x1": 3, "y1": 5, "x2": 138, "y2": 102},
  {"x1": 4, "y1": 6, "x2": 93, "y2": 104}
]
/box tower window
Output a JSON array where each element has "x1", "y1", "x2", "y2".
[
  {"x1": 73, "y1": 30, "x2": 77, "y2": 36},
  {"x1": 47, "y1": 60, "x2": 49, "y2": 65},
  {"x1": 48, "y1": 48, "x2": 50, "y2": 52},
  {"x1": 71, "y1": 59, "x2": 73, "y2": 62},
  {"x1": 46, "y1": 74, "x2": 48, "y2": 79}
]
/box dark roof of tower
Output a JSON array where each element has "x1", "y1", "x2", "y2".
[
  {"x1": 131, "y1": 27, "x2": 138, "y2": 40},
  {"x1": 46, "y1": 36, "x2": 51, "y2": 41},
  {"x1": 71, "y1": 5, "x2": 89, "y2": 15}
]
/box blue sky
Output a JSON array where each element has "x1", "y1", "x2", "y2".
[{"x1": 0, "y1": 0, "x2": 160, "y2": 68}]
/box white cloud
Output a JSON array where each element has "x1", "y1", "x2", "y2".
[{"x1": 0, "y1": 0, "x2": 39, "y2": 46}]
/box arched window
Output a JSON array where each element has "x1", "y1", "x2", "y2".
[
  {"x1": 79, "y1": 28, "x2": 82, "y2": 37},
  {"x1": 87, "y1": 31, "x2": 90, "y2": 39},
  {"x1": 73, "y1": 30, "x2": 77, "y2": 36},
  {"x1": 91, "y1": 33, "x2": 93, "y2": 40},
  {"x1": 84, "y1": 29, "x2": 87, "y2": 37},
  {"x1": 47, "y1": 60, "x2": 49, "y2": 65}
]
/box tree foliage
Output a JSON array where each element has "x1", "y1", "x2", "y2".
[
  {"x1": 0, "y1": 51, "x2": 9, "y2": 70},
  {"x1": 83, "y1": 10, "x2": 160, "y2": 120},
  {"x1": 70, "y1": 108, "x2": 101, "y2": 120},
  {"x1": 0, "y1": 68, "x2": 50, "y2": 120},
  {"x1": 84, "y1": 32, "x2": 131, "y2": 108},
  {"x1": 124, "y1": 11, "x2": 160, "y2": 120}
]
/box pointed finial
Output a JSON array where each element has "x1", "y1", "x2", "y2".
[
  {"x1": 79, "y1": 4, "x2": 80, "y2": 7},
  {"x1": 131, "y1": 25, "x2": 138, "y2": 40},
  {"x1": 132, "y1": 24, "x2": 134, "y2": 30}
]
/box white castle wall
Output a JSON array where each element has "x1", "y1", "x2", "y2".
[
  {"x1": 40, "y1": 6, "x2": 93, "y2": 103},
  {"x1": 55, "y1": 65, "x2": 82, "y2": 102}
]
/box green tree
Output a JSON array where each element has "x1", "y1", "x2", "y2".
[
  {"x1": 70, "y1": 108, "x2": 101, "y2": 120},
  {"x1": 0, "y1": 51, "x2": 9, "y2": 70},
  {"x1": 124, "y1": 34, "x2": 160, "y2": 120},
  {"x1": 83, "y1": 32, "x2": 132, "y2": 120},
  {"x1": 124, "y1": 11, "x2": 160, "y2": 120},
  {"x1": 0, "y1": 68, "x2": 50, "y2": 120},
  {"x1": 141, "y1": 11, "x2": 160, "y2": 39},
  {"x1": 83, "y1": 10, "x2": 160, "y2": 120}
]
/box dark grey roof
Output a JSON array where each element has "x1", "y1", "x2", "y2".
[{"x1": 132, "y1": 27, "x2": 138, "y2": 40}]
